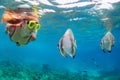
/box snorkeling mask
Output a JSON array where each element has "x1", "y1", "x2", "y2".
[{"x1": 27, "y1": 20, "x2": 40, "y2": 31}]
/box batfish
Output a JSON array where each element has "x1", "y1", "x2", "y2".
[
  {"x1": 100, "y1": 31, "x2": 115, "y2": 53},
  {"x1": 58, "y1": 29, "x2": 77, "y2": 58}
]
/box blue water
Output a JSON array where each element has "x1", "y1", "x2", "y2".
[{"x1": 0, "y1": 0, "x2": 120, "y2": 80}]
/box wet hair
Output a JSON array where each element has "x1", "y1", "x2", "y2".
[{"x1": 3, "y1": 8, "x2": 39, "y2": 24}]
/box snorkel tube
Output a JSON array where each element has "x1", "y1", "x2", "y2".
[
  {"x1": 25, "y1": 5, "x2": 41, "y2": 32},
  {"x1": 29, "y1": 2, "x2": 42, "y2": 32}
]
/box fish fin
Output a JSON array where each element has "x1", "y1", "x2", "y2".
[
  {"x1": 111, "y1": 40, "x2": 115, "y2": 47},
  {"x1": 61, "y1": 42, "x2": 66, "y2": 57},
  {"x1": 58, "y1": 38, "x2": 66, "y2": 58},
  {"x1": 75, "y1": 40, "x2": 77, "y2": 48},
  {"x1": 70, "y1": 45, "x2": 76, "y2": 58},
  {"x1": 57, "y1": 37, "x2": 62, "y2": 49},
  {"x1": 60, "y1": 49, "x2": 66, "y2": 57},
  {"x1": 108, "y1": 43, "x2": 112, "y2": 53},
  {"x1": 101, "y1": 40, "x2": 105, "y2": 53}
]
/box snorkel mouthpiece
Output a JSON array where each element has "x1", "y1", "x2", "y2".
[{"x1": 27, "y1": 20, "x2": 40, "y2": 31}]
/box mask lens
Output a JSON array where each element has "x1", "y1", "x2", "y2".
[
  {"x1": 27, "y1": 20, "x2": 40, "y2": 31},
  {"x1": 35, "y1": 24, "x2": 40, "y2": 31},
  {"x1": 30, "y1": 22, "x2": 35, "y2": 27},
  {"x1": 27, "y1": 21, "x2": 36, "y2": 30}
]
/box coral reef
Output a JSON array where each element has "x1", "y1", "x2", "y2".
[{"x1": 0, "y1": 60, "x2": 119, "y2": 80}]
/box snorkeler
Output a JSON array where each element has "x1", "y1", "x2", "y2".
[
  {"x1": 2, "y1": 8, "x2": 40, "y2": 46},
  {"x1": 100, "y1": 31, "x2": 115, "y2": 53}
]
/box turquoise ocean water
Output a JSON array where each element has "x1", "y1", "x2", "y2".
[{"x1": 0, "y1": 0, "x2": 120, "y2": 80}]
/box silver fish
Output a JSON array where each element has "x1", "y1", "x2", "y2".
[
  {"x1": 58, "y1": 29, "x2": 77, "y2": 58},
  {"x1": 100, "y1": 31, "x2": 115, "y2": 53}
]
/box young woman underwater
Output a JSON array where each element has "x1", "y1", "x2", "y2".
[{"x1": 2, "y1": 7, "x2": 41, "y2": 46}]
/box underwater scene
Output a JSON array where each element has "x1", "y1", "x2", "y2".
[{"x1": 0, "y1": 0, "x2": 120, "y2": 80}]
